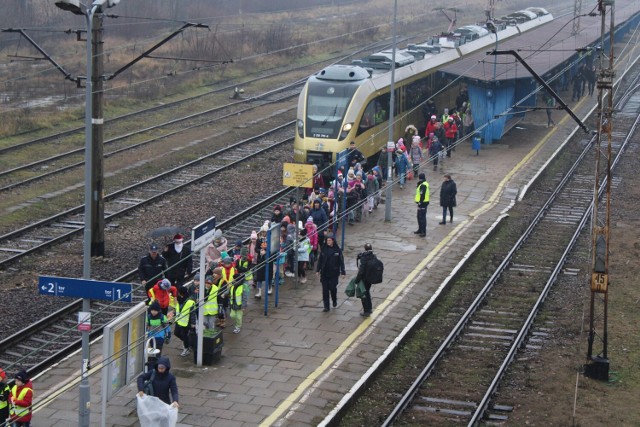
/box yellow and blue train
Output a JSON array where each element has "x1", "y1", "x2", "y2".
[{"x1": 293, "y1": 7, "x2": 553, "y2": 172}]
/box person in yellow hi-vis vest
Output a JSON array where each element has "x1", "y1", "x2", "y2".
[
  {"x1": 203, "y1": 273, "x2": 220, "y2": 330},
  {"x1": 9, "y1": 370, "x2": 32, "y2": 427},
  {"x1": 0, "y1": 368, "x2": 10, "y2": 423},
  {"x1": 174, "y1": 286, "x2": 197, "y2": 357}
]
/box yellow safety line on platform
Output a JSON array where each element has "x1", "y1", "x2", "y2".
[{"x1": 261, "y1": 124, "x2": 560, "y2": 426}]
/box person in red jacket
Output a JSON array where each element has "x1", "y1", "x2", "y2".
[
  {"x1": 443, "y1": 117, "x2": 458, "y2": 158},
  {"x1": 148, "y1": 278, "x2": 178, "y2": 317},
  {"x1": 9, "y1": 370, "x2": 32, "y2": 427},
  {"x1": 424, "y1": 115, "x2": 438, "y2": 138}
]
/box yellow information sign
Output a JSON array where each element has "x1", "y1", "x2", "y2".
[
  {"x1": 283, "y1": 163, "x2": 314, "y2": 188},
  {"x1": 591, "y1": 272, "x2": 608, "y2": 293}
]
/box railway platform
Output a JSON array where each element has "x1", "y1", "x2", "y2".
[{"x1": 30, "y1": 94, "x2": 598, "y2": 426}]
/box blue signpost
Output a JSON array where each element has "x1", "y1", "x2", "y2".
[{"x1": 38, "y1": 276, "x2": 133, "y2": 303}]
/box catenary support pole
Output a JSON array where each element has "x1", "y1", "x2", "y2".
[
  {"x1": 385, "y1": 0, "x2": 398, "y2": 222},
  {"x1": 91, "y1": 12, "x2": 105, "y2": 257}
]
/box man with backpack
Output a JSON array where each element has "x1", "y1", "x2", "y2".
[{"x1": 355, "y1": 243, "x2": 384, "y2": 317}]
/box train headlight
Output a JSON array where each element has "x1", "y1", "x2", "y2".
[
  {"x1": 297, "y1": 119, "x2": 304, "y2": 138},
  {"x1": 339, "y1": 123, "x2": 353, "y2": 140}
]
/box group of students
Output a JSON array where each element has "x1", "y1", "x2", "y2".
[{"x1": 0, "y1": 368, "x2": 33, "y2": 427}]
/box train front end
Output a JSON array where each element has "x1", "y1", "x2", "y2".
[{"x1": 294, "y1": 65, "x2": 370, "y2": 176}]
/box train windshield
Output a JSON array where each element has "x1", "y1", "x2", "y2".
[{"x1": 306, "y1": 81, "x2": 358, "y2": 139}]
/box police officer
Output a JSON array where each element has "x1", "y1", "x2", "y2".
[
  {"x1": 414, "y1": 173, "x2": 430, "y2": 237},
  {"x1": 138, "y1": 243, "x2": 168, "y2": 296}
]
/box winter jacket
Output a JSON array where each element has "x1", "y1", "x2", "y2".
[
  {"x1": 440, "y1": 179, "x2": 458, "y2": 207},
  {"x1": 425, "y1": 120, "x2": 438, "y2": 137},
  {"x1": 365, "y1": 176, "x2": 379, "y2": 196},
  {"x1": 162, "y1": 243, "x2": 192, "y2": 282},
  {"x1": 395, "y1": 153, "x2": 409, "y2": 174},
  {"x1": 205, "y1": 238, "x2": 228, "y2": 265},
  {"x1": 316, "y1": 243, "x2": 345, "y2": 281},
  {"x1": 410, "y1": 145, "x2": 423, "y2": 164},
  {"x1": 297, "y1": 237, "x2": 311, "y2": 262},
  {"x1": 355, "y1": 250, "x2": 376, "y2": 285},
  {"x1": 138, "y1": 254, "x2": 167, "y2": 282},
  {"x1": 148, "y1": 282, "x2": 178, "y2": 310},
  {"x1": 137, "y1": 356, "x2": 179, "y2": 405},
  {"x1": 310, "y1": 205, "x2": 329, "y2": 230},
  {"x1": 305, "y1": 222, "x2": 318, "y2": 250},
  {"x1": 9, "y1": 380, "x2": 33, "y2": 423},
  {"x1": 444, "y1": 121, "x2": 458, "y2": 139}
]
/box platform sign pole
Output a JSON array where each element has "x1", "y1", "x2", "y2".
[
  {"x1": 264, "y1": 228, "x2": 271, "y2": 316},
  {"x1": 191, "y1": 215, "x2": 216, "y2": 367}
]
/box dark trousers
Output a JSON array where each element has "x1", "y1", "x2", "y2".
[
  {"x1": 361, "y1": 282, "x2": 372, "y2": 313},
  {"x1": 174, "y1": 324, "x2": 190, "y2": 349},
  {"x1": 442, "y1": 206, "x2": 453, "y2": 223},
  {"x1": 417, "y1": 206, "x2": 428, "y2": 234},
  {"x1": 445, "y1": 138, "x2": 452, "y2": 157},
  {"x1": 297, "y1": 261, "x2": 306, "y2": 278},
  {"x1": 321, "y1": 278, "x2": 338, "y2": 309}
]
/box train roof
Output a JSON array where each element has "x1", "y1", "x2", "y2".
[{"x1": 313, "y1": 64, "x2": 370, "y2": 82}]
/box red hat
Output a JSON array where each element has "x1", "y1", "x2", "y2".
[
  {"x1": 173, "y1": 233, "x2": 184, "y2": 241},
  {"x1": 0, "y1": 367, "x2": 6, "y2": 380}
]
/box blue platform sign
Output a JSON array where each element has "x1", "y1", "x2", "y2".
[
  {"x1": 38, "y1": 276, "x2": 133, "y2": 303},
  {"x1": 336, "y1": 149, "x2": 349, "y2": 177}
]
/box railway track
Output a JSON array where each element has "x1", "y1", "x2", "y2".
[
  {"x1": 0, "y1": 183, "x2": 303, "y2": 378},
  {"x1": 0, "y1": 123, "x2": 294, "y2": 267},
  {"x1": 0, "y1": 37, "x2": 403, "y2": 194},
  {"x1": 380, "y1": 68, "x2": 640, "y2": 427},
  {"x1": 0, "y1": 81, "x2": 303, "y2": 194}
]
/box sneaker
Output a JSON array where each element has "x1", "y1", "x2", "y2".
[
  {"x1": 368, "y1": 209, "x2": 372, "y2": 213},
  {"x1": 285, "y1": 271, "x2": 295, "y2": 277},
  {"x1": 268, "y1": 286, "x2": 273, "y2": 295},
  {"x1": 179, "y1": 348, "x2": 190, "y2": 357},
  {"x1": 233, "y1": 327, "x2": 241, "y2": 334},
  {"x1": 255, "y1": 288, "x2": 262, "y2": 298},
  {"x1": 300, "y1": 277, "x2": 307, "y2": 284}
]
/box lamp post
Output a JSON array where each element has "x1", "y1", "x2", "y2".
[
  {"x1": 385, "y1": 0, "x2": 398, "y2": 222},
  {"x1": 53, "y1": 2, "x2": 119, "y2": 425}
]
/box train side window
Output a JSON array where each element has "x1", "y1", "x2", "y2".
[
  {"x1": 356, "y1": 94, "x2": 390, "y2": 136},
  {"x1": 357, "y1": 100, "x2": 376, "y2": 135}
]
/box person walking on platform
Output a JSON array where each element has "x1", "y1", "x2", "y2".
[
  {"x1": 395, "y1": 149, "x2": 409, "y2": 189},
  {"x1": 9, "y1": 370, "x2": 32, "y2": 427},
  {"x1": 414, "y1": 173, "x2": 430, "y2": 237},
  {"x1": 138, "y1": 244, "x2": 167, "y2": 298},
  {"x1": 174, "y1": 286, "x2": 196, "y2": 357},
  {"x1": 316, "y1": 233, "x2": 346, "y2": 312},
  {"x1": 443, "y1": 117, "x2": 457, "y2": 158},
  {"x1": 0, "y1": 368, "x2": 10, "y2": 424},
  {"x1": 146, "y1": 300, "x2": 170, "y2": 356},
  {"x1": 355, "y1": 243, "x2": 377, "y2": 317},
  {"x1": 439, "y1": 175, "x2": 457, "y2": 225},
  {"x1": 429, "y1": 137, "x2": 442, "y2": 171},
  {"x1": 543, "y1": 92, "x2": 556, "y2": 128},
  {"x1": 137, "y1": 356, "x2": 179, "y2": 409}
]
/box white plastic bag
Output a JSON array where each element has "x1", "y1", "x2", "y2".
[{"x1": 137, "y1": 395, "x2": 178, "y2": 427}]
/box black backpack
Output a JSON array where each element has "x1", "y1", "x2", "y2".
[{"x1": 364, "y1": 255, "x2": 384, "y2": 284}]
